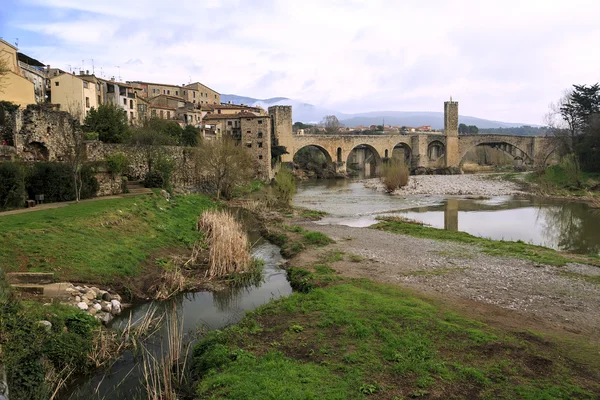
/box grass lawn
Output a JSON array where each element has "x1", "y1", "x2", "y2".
[
  {"x1": 372, "y1": 217, "x2": 600, "y2": 267},
  {"x1": 0, "y1": 193, "x2": 216, "y2": 283},
  {"x1": 192, "y1": 266, "x2": 600, "y2": 399}
]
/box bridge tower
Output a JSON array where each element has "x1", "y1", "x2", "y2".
[
  {"x1": 444, "y1": 98, "x2": 460, "y2": 168},
  {"x1": 268, "y1": 105, "x2": 294, "y2": 164}
]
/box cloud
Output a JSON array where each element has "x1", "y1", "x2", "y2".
[{"x1": 5, "y1": 0, "x2": 600, "y2": 124}]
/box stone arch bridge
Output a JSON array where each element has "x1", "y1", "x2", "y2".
[{"x1": 282, "y1": 133, "x2": 556, "y2": 173}]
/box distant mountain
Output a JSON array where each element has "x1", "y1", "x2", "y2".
[{"x1": 220, "y1": 94, "x2": 536, "y2": 129}]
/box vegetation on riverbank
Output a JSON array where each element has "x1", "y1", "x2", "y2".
[
  {"x1": 192, "y1": 261, "x2": 600, "y2": 399},
  {"x1": 373, "y1": 216, "x2": 600, "y2": 267},
  {"x1": 0, "y1": 193, "x2": 215, "y2": 286}
]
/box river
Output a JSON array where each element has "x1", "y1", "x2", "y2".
[{"x1": 293, "y1": 178, "x2": 600, "y2": 255}]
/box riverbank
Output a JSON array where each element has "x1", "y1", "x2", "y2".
[
  {"x1": 192, "y1": 222, "x2": 600, "y2": 398},
  {"x1": 363, "y1": 173, "x2": 525, "y2": 196}
]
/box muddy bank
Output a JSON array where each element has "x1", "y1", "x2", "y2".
[
  {"x1": 291, "y1": 221, "x2": 600, "y2": 343},
  {"x1": 363, "y1": 173, "x2": 525, "y2": 196}
]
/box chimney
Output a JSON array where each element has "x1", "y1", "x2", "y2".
[
  {"x1": 86, "y1": 70, "x2": 89, "y2": 75},
  {"x1": 79, "y1": 70, "x2": 84, "y2": 75},
  {"x1": 110, "y1": 76, "x2": 115, "y2": 81},
  {"x1": 46, "y1": 65, "x2": 50, "y2": 72}
]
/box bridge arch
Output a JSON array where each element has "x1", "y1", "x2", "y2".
[
  {"x1": 346, "y1": 143, "x2": 383, "y2": 177},
  {"x1": 392, "y1": 142, "x2": 412, "y2": 165},
  {"x1": 292, "y1": 144, "x2": 333, "y2": 167},
  {"x1": 459, "y1": 140, "x2": 532, "y2": 168},
  {"x1": 428, "y1": 140, "x2": 445, "y2": 161}
]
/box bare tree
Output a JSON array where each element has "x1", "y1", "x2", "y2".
[
  {"x1": 55, "y1": 111, "x2": 87, "y2": 202},
  {"x1": 194, "y1": 137, "x2": 254, "y2": 200},
  {"x1": 545, "y1": 89, "x2": 577, "y2": 153},
  {"x1": 321, "y1": 115, "x2": 342, "y2": 134}
]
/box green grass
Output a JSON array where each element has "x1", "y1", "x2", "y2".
[
  {"x1": 0, "y1": 194, "x2": 216, "y2": 283},
  {"x1": 192, "y1": 267, "x2": 600, "y2": 399},
  {"x1": 231, "y1": 180, "x2": 265, "y2": 197},
  {"x1": 373, "y1": 217, "x2": 600, "y2": 267}
]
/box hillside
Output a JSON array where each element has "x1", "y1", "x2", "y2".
[{"x1": 220, "y1": 94, "x2": 537, "y2": 129}]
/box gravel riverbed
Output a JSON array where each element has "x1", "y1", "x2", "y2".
[
  {"x1": 292, "y1": 221, "x2": 600, "y2": 343},
  {"x1": 363, "y1": 173, "x2": 525, "y2": 196}
]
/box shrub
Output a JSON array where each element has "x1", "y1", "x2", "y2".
[
  {"x1": 197, "y1": 210, "x2": 251, "y2": 278},
  {"x1": 275, "y1": 167, "x2": 296, "y2": 206},
  {"x1": 0, "y1": 162, "x2": 27, "y2": 210},
  {"x1": 182, "y1": 125, "x2": 201, "y2": 147},
  {"x1": 380, "y1": 160, "x2": 410, "y2": 193},
  {"x1": 83, "y1": 131, "x2": 99, "y2": 141},
  {"x1": 27, "y1": 162, "x2": 98, "y2": 203},
  {"x1": 105, "y1": 152, "x2": 129, "y2": 176},
  {"x1": 144, "y1": 154, "x2": 175, "y2": 189}
]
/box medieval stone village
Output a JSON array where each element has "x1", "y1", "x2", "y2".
[{"x1": 1, "y1": 3, "x2": 600, "y2": 398}]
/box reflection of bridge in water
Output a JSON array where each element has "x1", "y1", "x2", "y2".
[{"x1": 273, "y1": 101, "x2": 558, "y2": 175}]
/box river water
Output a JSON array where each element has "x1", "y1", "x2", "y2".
[{"x1": 293, "y1": 179, "x2": 600, "y2": 255}]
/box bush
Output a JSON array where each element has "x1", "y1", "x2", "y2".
[
  {"x1": 380, "y1": 160, "x2": 410, "y2": 193},
  {"x1": 27, "y1": 162, "x2": 98, "y2": 203},
  {"x1": 143, "y1": 154, "x2": 175, "y2": 189},
  {"x1": 105, "y1": 152, "x2": 129, "y2": 176},
  {"x1": 274, "y1": 167, "x2": 296, "y2": 206},
  {"x1": 0, "y1": 162, "x2": 26, "y2": 210},
  {"x1": 83, "y1": 131, "x2": 99, "y2": 141}
]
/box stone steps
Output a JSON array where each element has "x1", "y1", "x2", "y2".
[
  {"x1": 126, "y1": 180, "x2": 153, "y2": 195},
  {"x1": 6, "y1": 272, "x2": 55, "y2": 285},
  {"x1": 10, "y1": 284, "x2": 45, "y2": 295}
]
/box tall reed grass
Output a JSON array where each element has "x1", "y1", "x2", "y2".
[{"x1": 197, "y1": 210, "x2": 251, "y2": 278}]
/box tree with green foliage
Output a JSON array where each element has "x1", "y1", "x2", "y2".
[
  {"x1": 83, "y1": 103, "x2": 130, "y2": 143},
  {"x1": 181, "y1": 125, "x2": 201, "y2": 147},
  {"x1": 293, "y1": 122, "x2": 313, "y2": 130},
  {"x1": 145, "y1": 117, "x2": 184, "y2": 144}
]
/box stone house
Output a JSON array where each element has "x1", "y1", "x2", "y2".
[
  {"x1": 184, "y1": 82, "x2": 220, "y2": 105},
  {"x1": 0, "y1": 39, "x2": 36, "y2": 107},
  {"x1": 98, "y1": 78, "x2": 138, "y2": 125},
  {"x1": 48, "y1": 72, "x2": 101, "y2": 121},
  {"x1": 17, "y1": 53, "x2": 48, "y2": 104}
]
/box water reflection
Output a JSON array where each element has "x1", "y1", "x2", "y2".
[{"x1": 295, "y1": 179, "x2": 600, "y2": 255}]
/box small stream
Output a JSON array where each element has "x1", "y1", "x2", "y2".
[
  {"x1": 63, "y1": 214, "x2": 292, "y2": 399},
  {"x1": 293, "y1": 179, "x2": 600, "y2": 255}
]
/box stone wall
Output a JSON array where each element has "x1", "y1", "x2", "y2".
[{"x1": 85, "y1": 141, "x2": 198, "y2": 189}]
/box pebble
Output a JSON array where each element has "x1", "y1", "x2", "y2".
[
  {"x1": 92, "y1": 303, "x2": 102, "y2": 311},
  {"x1": 77, "y1": 302, "x2": 88, "y2": 311},
  {"x1": 110, "y1": 299, "x2": 122, "y2": 315},
  {"x1": 37, "y1": 320, "x2": 52, "y2": 331},
  {"x1": 364, "y1": 173, "x2": 525, "y2": 196},
  {"x1": 74, "y1": 295, "x2": 81, "y2": 302},
  {"x1": 87, "y1": 307, "x2": 97, "y2": 315},
  {"x1": 102, "y1": 292, "x2": 112, "y2": 301}
]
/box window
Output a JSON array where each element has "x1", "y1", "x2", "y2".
[
  {"x1": 130, "y1": 111, "x2": 134, "y2": 121},
  {"x1": 151, "y1": 109, "x2": 156, "y2": 117},
  {"x1": 160, "y1": 110, "x2": 164, "y2": 119},
  {"x1": 193, "y1": 92, "x2": 196, "y2": 98},
  {"x1": 227, "y1": 121, "x2": 232, "y2": 126},
  {"x1": 247, "y1": 130, "x2": 251, "y2": 134},
  {"x1": 98, "y1": 95, "x2": 101, "y2": 105},
  {"x1": 130, "y1": 100, "x2": 134, "y2": 109},
  {"x1": 55, "y1": 81, "x2": 59, "y2": 86},
  {"x1": 163, "y1": 90, "x2": 166, "y2": 94},
  {"x1": 258, "y1": 120, "x2": 263, "y2": 124},
  {"x1": 258, "y1": 142, "x2": 263, "y2": 148},
  {"x1": 167, "y1": 111, "x2": 171, "y2": 119},
  {"x1": 83, "y1": 81, "x2": 89, "y2": 88},
  {"x1": 167, "y1": 90, "x2": 170, "y2": 95},
  {"x1": 183, "y1": 90, "x2": 186, "y2": 95},
  {"x1": 217, "y1": 110, "x2": 221, "y2": 114},
  {"x1": 258, "y1": 155, "x2": 263, "y2": 160},
  {"x1": 246, "y1": 143, "x2": 252, "y2": 148},
  {"x1": 175, "y1": 91, "x2": 178, "y2": 96},
  {"x1": 123, "y1": 98, "x2": 127, "y2": 105},
  {"x1": 257, "y1": 132, "x2": 263, "y2": 138},
  {"x1": 85, "y1": 97, "x2": 90, "y2": 108}
]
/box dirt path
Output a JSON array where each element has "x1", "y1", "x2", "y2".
[{"x1": 293, "y1": 221, "x2": 600, "y2": 343}]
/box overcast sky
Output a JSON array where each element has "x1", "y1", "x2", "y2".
[{"x1": 2, "y1": 0, "x2": 599, "y2": 124}]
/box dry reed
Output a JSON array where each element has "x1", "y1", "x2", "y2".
[{"x1": 197, "y1": 210, "x2": 251, "y2": 278}]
